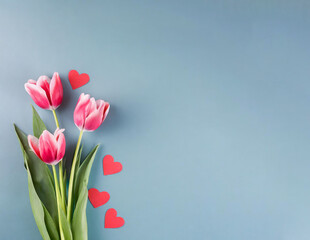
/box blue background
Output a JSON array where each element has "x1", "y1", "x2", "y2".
[{"x1": 1, "y1": 0, "x2": 310, "y2": 239}]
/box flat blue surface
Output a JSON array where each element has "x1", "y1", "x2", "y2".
[{"x1": 1, "y1": 0, "x2": 310, "y2": 239}]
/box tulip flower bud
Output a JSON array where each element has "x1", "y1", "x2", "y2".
[
  {"x1": 28, "y1": 128, "x2": 66, "y2": 165},
  {"x1": 25, "y1": 72, "x2": 63, "y2": 110},
  {"x1": 74, "y1": 93, "x2": 110, "y2": 132}
]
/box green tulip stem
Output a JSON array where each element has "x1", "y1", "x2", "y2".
[
  {"x1": 52, "y1": 165, "x2": 65, "y2": 240},
  {"x1": 67, "y1": 129, "x2": 83, "y2": 223},
  {"x1": 52, "y1": 109, "x2": 66, "y2": 213}
]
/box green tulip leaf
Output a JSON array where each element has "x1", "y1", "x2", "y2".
[
  {"x1": 26, "y1": 161, "x2": 52, "y2": 240},
  {"x1": 73, "y1": 145, "x2": 99, "y2": 204},
  {"x1": 22, "y1": 148, "x2": 59, "y2": 240},
  {"x1": 63, "y1": 169, "x2": 67, "y2": 202},
  {"x1": 73, "y1": 144, "x2": 83, "y2": 190},
  {"x1": 14, "y1": 124, "x2": 58, "y2": 226},
  {"x1": 59, "y1": 206, "x2": 73, "y2": 240},
  {"x1": 72, "y1": 182, "x2": 88, "y2": 240},
  {"x1": 43, "y1": 205, "x2": 60, "y2": 240},
  {"x1": 32, "y1": 105, "x2": 47, "y2": 138},
  {"x1": 72, "y1": 145, "x2": 99, "y2": 240}
]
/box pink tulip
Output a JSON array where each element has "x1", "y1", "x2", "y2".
[
  {"x1": 25, "y1": 72, "x2": 63, "y2": 110},
  {"x1": 28, "y1": 128, "x2": 66, "y2": 165},
  {"x1": 74, "y1": 93, "x2": 110, "y2": 131}
]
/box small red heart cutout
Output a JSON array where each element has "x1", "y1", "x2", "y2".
[
  {"x1": 103, "y1": 155, "x2": 122, "y2": 175},
  {"x1": 105, "y1": 208, "x2": 125, "y2": 228},
  {"x1": 88, "y1": 188, "x2": 110, "y2": 208},
  {"x1": 68, "y1": 70, "x2": 90, "y2": 89}
]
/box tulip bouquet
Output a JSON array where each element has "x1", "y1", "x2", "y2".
[{"x1": 14, "y1": 73, "x2": 110, "y2": 240}]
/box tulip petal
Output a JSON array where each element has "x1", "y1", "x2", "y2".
[
  {"x1": 103, "y1": 103, "x2": 110, "y2": 121},
  {"x1": 37, "y1": 76, "x2": 52, "y2": 104},
  {"x1": 74, "y1": 93, "x2": 90, "y2": 130},
  {"x1": 28, "y1": 135, "x2": 41, "y2": 159},
  {"x1": 84, "y1": 109, "x2": 102, "y2": 131},
  {"x1": 45, "y1": 130, "x2": 58, "y2": 152},
  {"x1": 39, "y1": 130, "x2": 57, "y2": 164},
  {"x1": 54, "y1": 128, "x2": 65, "y2": 138},
  {"x1": 96, "y1": 100, "x2": 110, "y2": 122},
  {"x1": 55, "y1": 129, "x2": 66, "y2": 160},
  {"x1": 49, "y1": 159, "x2": 62, "y2": 165},
  {"x1": 25, "y1": 83, "x2": 51, "y2": 109},
  {"x1": 50, "y1": 72, "x2": 63, "y2": 109},
  {"x1": 86, "y1": 97, "x2": 97, "y2": 117},
  {"x1": 27, "y1": 79, "x2": 37, "y2": 84},
  {"x1": 95, "y1": 99, "x2": 105, "y2": 109},
  {"x1": 84, "y1": 100, "x2": 110, "y2": 131}
]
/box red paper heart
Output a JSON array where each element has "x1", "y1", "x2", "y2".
[
  {"x1": 68, "y1": 70, "x2": 90, "y2": 89},
  {"x1": 105, "y1": 208, "x2": 125, "y2": 228},
  {"x1": 88, "y1": 188, "x2": 110, "y2": 208},
  {"x1": 103, "y1": 155, "x2": 122, "y2": 175}
]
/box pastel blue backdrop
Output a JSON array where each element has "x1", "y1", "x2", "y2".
[{"x1": 1, "y1": 0, "x2": 310, "y2": 239}]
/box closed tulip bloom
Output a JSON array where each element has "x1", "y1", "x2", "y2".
[
  {"x1": 25, "y1": 72, "x2": 63, "y2": 110},
  {"x1": 28, "y1": 128, "x2": 66, "y2": 165},
  {"x1": 74, "y1": 93, "x2": 110, "y2": 131}
]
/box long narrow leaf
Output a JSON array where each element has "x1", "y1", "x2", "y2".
[
  {"x1": 22, "y1": 149, "x2": 58, "y2": 240},
  {"x1": 72, "y1": 145, "x2": 99, "y2": 240},
  {"x1": 63, "y1": 169, "x2": 67, "y2": 203},
  {"x1": 32, "y1": 106, "x2": 46, "y2": 138},
  {"x1": 43, "y1": 206, "x2": 60, "y2": 240},
  {"x1": 73, "y1": 145, "x2": 99, "y2": 203},
  {"x1": 27, "y1": 167, "x2": 51, "y2": 240},
  {"x1": 72, "y1": 182, "x2": 88, "y2": 240},
  {"x1": 14, "y1": 124, "x2": 58, "y2": 225},
  {"x1": 73, "y1": 144, "x2": 83, "y2": 191},
  {"x1": 59, "y1": 206, "x2": 73, "y2": 240}
]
